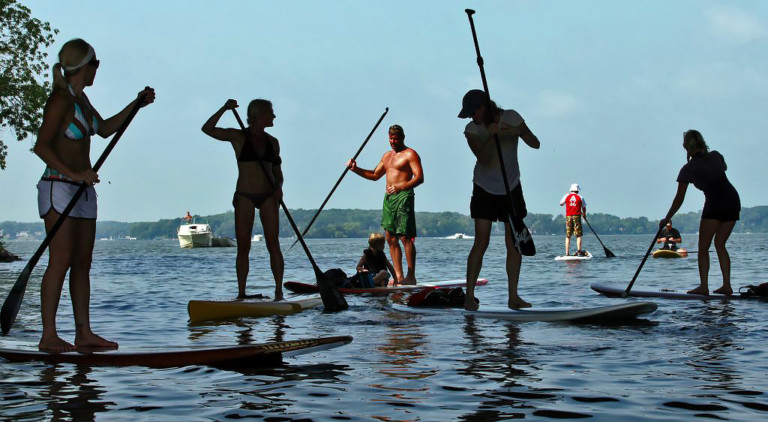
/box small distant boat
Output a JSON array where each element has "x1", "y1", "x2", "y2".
[
  {"x1": 444, "y1": 233, "x2": 474, "y2": 240},
  {"x1": 252, "y1": 234, "x2": 263, "y2": 242},
  {"x1": 178, "y1": 218, "x2": 213, "y2": 248}
]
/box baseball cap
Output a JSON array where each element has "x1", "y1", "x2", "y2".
[{"x1": 458, "y1": 89, "x2": 486, "y2": 118}]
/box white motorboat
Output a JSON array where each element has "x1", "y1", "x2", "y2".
[
  {"x1": 252, "y1": 234, "x2": 263, "y2": 242},
  {"x1": 178, "y1": 218, "x2": 213, "y2": 248},
  {"x1": 444, "y1": 233, "x2": 474, "y2": 240}
]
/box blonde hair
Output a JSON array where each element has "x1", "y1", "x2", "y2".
[
  {"x1": 368, "y1": 232, "x2": 386, "y2": 250},
  {"x1": 683, "y1": 129, "x2": 709, "y2": 153},
  {"x1": 247, "y1": 99, "x2": 273, "y2": 124},
  {"x1": 52, "y1": 39, "x2": 95, "y2": 90}
]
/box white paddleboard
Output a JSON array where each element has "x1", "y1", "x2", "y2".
[
  {"x1": 392, "y1": 301, "x2": 657, "y2": 322},
  {"x1": 591, "y1": 282, "x2": 756, "y2": 301},
  {"x1": 555, "y1": 251, "x2": 593, "y2": 261}
]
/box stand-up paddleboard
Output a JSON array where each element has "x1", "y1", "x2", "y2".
[
  {"x1": 188, "y1": 297, "x2": 323, "y2": 323},
  {"x1": 0, "y1": 336, "x2": 353, "y2": 368},
  {"x1": 554, "y1": 251, "x2": 593, "y2": 261},
  {"x1": 591, "y1": 282, "x2": 755, "y2": 301},
  {"x1": 285, "y1": 278, "x2": 488, "y2": 295},
  {"x1": 392, "y1": 301, "x2": 657, "y2": 322},
  {"x1": 652, "y1": 249, "x2": 688, "y2": 258}
]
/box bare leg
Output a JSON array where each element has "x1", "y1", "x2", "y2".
[
  {"x1": 385, "y1": 231, "x2": 404, "y2": 284},
  {"x1": 689, "y1": 218, "x2": 719, "y2": 295},
  {"x1": 71, "y1": 219, "x2": 116, "y2": 349},
  {"x1": 401, "y1": 235, "x2": 417, "y2": 284},
  {"x1": 260, "y1": 196, "x2": 284, "y2": 301},
  {"x1": 465, "y1": 219, "x2": 491, "y2": 310},
  {"x1": 713, "y1": 220, "x2": 737, "y2": 296},
  {"x1": 39, "y1": 211, "x2": 76, "y2": 352},
  {"x1": 564, "y1": 236, "x2": 570, "y2": 256},
  {"x1": 233, "y1": 196, "x2": 256, "y2": 299},
  {"x1": 504, "y1": 222, "x2": 530, "y2": 309},
  {"x1": 576, "y1": 235, "x2": 582, "y2": 253}
]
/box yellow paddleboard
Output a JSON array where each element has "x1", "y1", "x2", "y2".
[{"x1": 188, "y1": 297, "x2": 323, "y2": 323}]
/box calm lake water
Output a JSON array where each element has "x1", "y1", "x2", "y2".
[{"x1": 1, "y1": 233, "x2": 767, "y2": 421}]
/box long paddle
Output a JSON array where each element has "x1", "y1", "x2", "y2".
[
  {"x1": 1, "y1": 91, "x2": 148, "y2": 336},
  {"x1": 231, "y1": 109, "x2": 347, "y2": 312},
  {"x1": 623, "y1": 225, "x2": 665, "y2": 296},
  {"x1": 286, "y1": 107, "x2": 389, "y2": 254},
  {"x1": 583, "y1": 215, "x2": 616, "y2": 258},
  {"x1": 464, "y1": 9, "x2": 535, "y2": 256}
]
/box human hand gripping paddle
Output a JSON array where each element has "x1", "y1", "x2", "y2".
[
  {"x1": 464, "y1": 9, "x2": 535, "y2": 256},
  {"x1": 231, "y1": 109, "x2": 348, "y2": 312},
  {"x1": 583, "y1": 215, "x2": 616, "y2": 258},
  {"x1": 1, "y1": 89, "x2": 151, "y2": 336},
  {"x1": 285, "y1": 107, "x2": 389, "y2": 254},
  {"x1": 623, "y1": 225, "x2": 665, "y2": 296}
]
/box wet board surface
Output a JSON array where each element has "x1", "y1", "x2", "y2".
[
  {"x1": 285, "y1": 279, "x2": 488, "y2": 295},
  {"x1": 392, "y1": 301, "x2": 657, "y2": 322},
  {"x1": 0, "y1": 336, "x2": 353, "y2": 368},
  {"x1": 652, "y1": 249, "x2": 687, "y2": 258},
  {"x1": 554, "y1": 251, "x2": 593, "y2": 261},
  {"x1": 188, "y1": 297, "x2": 323, "y2": 323},
  {"x1": 591, "y1": 282, "x2": 758, "y2": 301}
]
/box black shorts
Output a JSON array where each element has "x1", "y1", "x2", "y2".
[{"x1": 470, "y1": 183, "x2": 528, "y2": 222}]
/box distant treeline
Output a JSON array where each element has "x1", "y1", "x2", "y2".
[{"x1": 2, "y1": 206, "x2": 768, "y2": 241}]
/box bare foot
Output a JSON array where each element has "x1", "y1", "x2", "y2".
[
  {"x1": 509, "y1": 297, "x2": 532, "y2": 309},
  {"x1": 75, "y1": 332, "x2": 118, "y2": 350},
  {"x1": 464, "y1": 298, "x2": 479, "y2": 311},
  {"x1": 274, "y1": 288, "x2": 284, "y2": 302},
  {"x1": 39, "y1": 335, "x2": 76, "y2": 352},
  {"x1": 713, "y1": 286, "x2": 733, "y2": 296},
  {"x1": 402, "y1": 276, "x2": 417, "y2": 286},
  {"x1": 687, "y1": 286, "x2": 709, "y2": 296}
]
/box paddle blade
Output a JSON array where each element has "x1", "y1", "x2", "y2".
[
  {"x1": 315, "y1": 268, "x2": 348, "y2": 313},
  {"x1": 604, "y1": 248, "x2": 617, "y2": 258},
  {"x1": 1, "y1": 263, "x2": 33, "y2": 336},
  {"x1": 511, "y1": 218, "x2": 536, "y2": 256}
]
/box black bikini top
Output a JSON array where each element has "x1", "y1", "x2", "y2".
[{"x1": 239, "y1": 131, "x2": 282, "y2": 165}]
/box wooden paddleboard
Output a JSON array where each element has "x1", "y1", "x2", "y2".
[
  {"x1": 554, "y1": 251, "x2": 593, "y2": 261},
  {"x1": 652, "y1": 249, "x2": 687, "y2": 258},
  {"x1": 188, "y1": 297, "x2": 323, "y2": 323},
  {"x1": 0, "y1": 336, "x2": 353, "y2": 368},
  {"x1": 285, "y1": 278, "x2": 488, "y2": 295},
  {"x1": 591, "y1": 282, "x2": 753, "y2": 301},
  {"x1": 392, "y1": 301, "x2": 657, "y2": 322}
]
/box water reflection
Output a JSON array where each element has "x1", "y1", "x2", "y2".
[{"x1": 41, "y1": 365, "x2": 111, "y2": 422}]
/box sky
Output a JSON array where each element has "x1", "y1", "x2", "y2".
[{"x1": 2, "y1": 0, "x2": 767, "y2": 223}]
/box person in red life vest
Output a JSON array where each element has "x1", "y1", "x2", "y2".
[{"x1": 559, "y1": 184, "x2": 587, "y2": 256}]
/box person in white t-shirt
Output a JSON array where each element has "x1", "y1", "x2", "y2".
[{"x1": 458, "y1": 89, "x2": 540, "y2": 310}]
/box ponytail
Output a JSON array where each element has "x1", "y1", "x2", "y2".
[{"x1": 51, "y1": 62, "x2": 68, "y2": 90}]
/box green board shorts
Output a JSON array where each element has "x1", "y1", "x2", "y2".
[{"x1": 381, "y1": 189, "x2": 417, "y2": 238}]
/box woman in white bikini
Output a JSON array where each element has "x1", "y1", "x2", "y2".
[{"x1": 34, "y1": 38, "x2": 155, "y2": 351}]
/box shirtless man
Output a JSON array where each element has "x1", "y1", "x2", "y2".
[{"x1": 347, "y1": 124, "x2": 424, "y2": 285}]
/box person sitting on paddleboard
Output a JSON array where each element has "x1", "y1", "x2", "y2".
[
  {"x1": 353, "y1": 233, "x2": 398, "y2": 288},
  {"x1": 559, "y1": 184, "x2": 588, "y2": 257},
  {"x1": 202, "y1": 99, "x2": 284, "y2": 301},
  {"x1": 34, "y1": 38, "x2": 155, "y2": 352},
  {"x1": 660, "y1": 129, "x2": 741, "y2": 296},
  {"x1": 458, "y1": 89, "x2": 540, "y2": 310},
  {"x1": 657, "y1": 220, "x2": 682, "y2": 251}
]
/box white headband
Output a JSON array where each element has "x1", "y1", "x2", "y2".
[{"x1": 62, "y1": 45, "x2": 95, "y2": 72}]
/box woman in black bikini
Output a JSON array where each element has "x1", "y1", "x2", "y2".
[{"x1": 202, "y1": 99, "x2": 284, "y2": 300}]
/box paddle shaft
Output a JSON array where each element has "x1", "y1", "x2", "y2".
[
  {"x1": 1, "y1": 93, "x2": 147, "y2": 336},
  {"x1": 465, "y1": 9, "x2": 530, "y2": 254},
  {"x1": 583, "y1": 215, "x2": 616, "y2": 258},
  {"x1": 286, "y1": 107, "x2": 389, "y2": 253},
  {"x1": 624, "y1": 225, "x2": 665, "y2": 295}
]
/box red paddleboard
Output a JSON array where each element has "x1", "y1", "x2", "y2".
[{"x1": 285, "y1": 278, "x2": 488, "y2": 295}]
